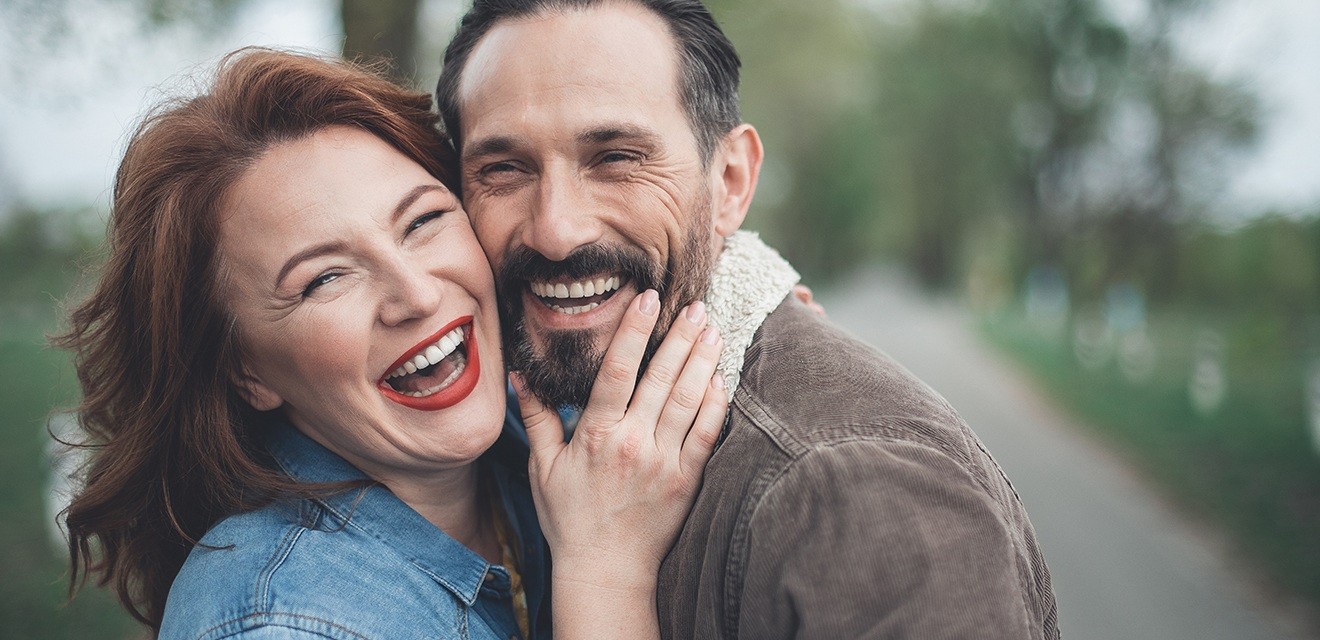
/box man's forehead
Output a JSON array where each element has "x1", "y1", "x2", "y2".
[{"x1": 455, "y1": 3, "x2": 683, "y2": 134}]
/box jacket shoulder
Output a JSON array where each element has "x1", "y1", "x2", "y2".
[
  {"x1": 736, "y1": 297, "x2": 971, "y2": 461},
  {"x1": 160, "y1": 503, "x2": 457, "y2": 640}
]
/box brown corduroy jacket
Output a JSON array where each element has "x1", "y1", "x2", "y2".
[{"x1": 656, "y1": 296, "x2": 1060, "y2": 639}]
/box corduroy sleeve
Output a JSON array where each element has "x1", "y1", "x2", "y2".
[{"x1": 736, "y1": 438, "x2": 1035, "y2": 639}]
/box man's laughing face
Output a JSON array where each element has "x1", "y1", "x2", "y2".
[
  {"x1": 494, "y1": 204, "x2": 715, "y2": 408},
  {"x1": 455, "y1": 4, "x2": 724, "y2": 408}
]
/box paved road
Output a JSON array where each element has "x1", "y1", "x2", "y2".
[{"x1": 819, "y1": 267, "x2": 1315, "y2": 640}]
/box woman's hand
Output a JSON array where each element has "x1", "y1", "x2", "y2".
[{"x1": 512, "y1": 289, "x2": 727, "y2": 638}]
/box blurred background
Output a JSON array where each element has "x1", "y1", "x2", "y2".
[{"x1": 0, "y1": 0, "x2": 1316, "y2": 637}]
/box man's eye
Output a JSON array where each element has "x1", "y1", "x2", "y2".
[
  {"x1": 600, "y1": 151, "x2": 638, "y2": 164},
  {"x1": 406, "y1": 210, "x2": 446, "y2": 236},
  {"x1": 302, "y1": 272, "x2": 340, "y2": 297},
  {"x1": 482, "y1": 161, "x2": 520, "y2": 175}
]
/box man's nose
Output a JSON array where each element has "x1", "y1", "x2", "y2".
[
  {"x1": 522, "y1": 166, "x2": 603, "y2": 262},
  {"x1": 378, "y1": 258, "x2": 443, "y2": 327}
]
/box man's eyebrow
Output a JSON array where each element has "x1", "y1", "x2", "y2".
[
  {"x1": 578, "y1": 125, "x2": 664, "y2": 147},
  {"x1": 275, "y1": 240, "x2": 350, "y2": 289},
  {"x1": 462, "y1": 135, "x2": 522, "y2": 162}
]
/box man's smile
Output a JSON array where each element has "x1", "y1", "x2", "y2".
[{"x1": 528, "y1": 274, "x2": 626, "y2": 315}]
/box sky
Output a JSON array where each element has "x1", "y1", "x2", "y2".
[{"x1": 0, "y1": 0, "x2": 1316, "y2": 221}]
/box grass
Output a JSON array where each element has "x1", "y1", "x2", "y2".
[
  {"x1": 0, "y1": 210, "x2": 141, "y2": 638},
  {"x1": 983, "y1": 308, "x2": 1320, "y2": 610},
  {"x1": 0, "y1": 331, "x2": 141, "y2": 639}
]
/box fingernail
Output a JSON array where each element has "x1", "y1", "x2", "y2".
[
  {"x1": 711, "y1": 373, "x2": 726, "y2": 390},
  {"x1": 685, "y1": 301, "x2": 706, "y2": 324},
  {"x1": 510, "y1": 373, "x2": 527, "y2": 398},
  {"x1": 700, "y1": 325, "x2": 720, "y2": 345},
  {"x1": 639, "y1": 289, "x2": 659, "y2": 316}
]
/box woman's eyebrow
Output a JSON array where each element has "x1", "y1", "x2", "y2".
[
  {"x1": 275, "y1": 240, "x2": 350, "y2": 288},
  {"x1": 273, "y1": 184, "x2": 447, "y2": 288},
  {"x1": 391, "y1": 184, "x2": 448, "y2": 224}
]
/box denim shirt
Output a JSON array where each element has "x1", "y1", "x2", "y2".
[{"x1": 160, "y1": 413, "x2": 550, "y2": 640}]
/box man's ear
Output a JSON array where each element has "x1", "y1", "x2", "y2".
[
  {"x1": 711, "y1": 124, "x2": 764, "y2": 238},
  {"x1": 232, "y1": 366, "x2": 283, "y2": 412}
]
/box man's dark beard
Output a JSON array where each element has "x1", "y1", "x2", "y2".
[{"x1": 497, "y1": 210, "x2": 716, "y2": 409}]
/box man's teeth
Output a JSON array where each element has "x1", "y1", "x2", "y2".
[
  {"x1": 552, "y1": 302, "x2": 600, "y2": 315},
  {"x1": 386, "y1": 326, "x2": 465, "y2": 380},
  {"x1": 530, "y1": 275, "x2": 621, "y2": 300}
]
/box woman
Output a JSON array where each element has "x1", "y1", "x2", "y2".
[{"x1": 58, "y1": 48, "x2": 726, "y2": 639}]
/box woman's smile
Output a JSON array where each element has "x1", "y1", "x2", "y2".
[
  {"x1": 219, "y1": 125, "x2": 507, "y2": 475},
  {"x1": 379, "y1": 315, "x2": 481, "y2": 410}
]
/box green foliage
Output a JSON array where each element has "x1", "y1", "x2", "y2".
[
  {"x1": 0, "y1": 208, "x2": 138, "y2": 638},
  {"x1": 1175, "y1": 217, "x2": 1320, "y2": 316},
  {"x1": 0, "y1": 340, "x2": 140, "y2": 639},
  {"x1": 984, "y1": 304, "x2": 1320, "y2": 607}
]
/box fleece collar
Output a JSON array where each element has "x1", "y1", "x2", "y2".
[{"x1": 702, "y1": 231, "x2": 800, "y2": 398}]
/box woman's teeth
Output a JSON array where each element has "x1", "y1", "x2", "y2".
[
  {"x1": 385, "y1": 326, "x2": 464, "y2": 380},
  {"x1": 395, "y1": 358, "x2": 466, "y2": 397},
  {"x1": 530, "y1": 275, "x2": 621, "y2": 315}
]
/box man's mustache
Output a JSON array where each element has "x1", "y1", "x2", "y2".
[{"x1": 496, "y1": 243, "x2": 667, "y2": 302}]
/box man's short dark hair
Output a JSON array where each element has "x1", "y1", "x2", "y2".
[{"x1": 435, "y1": 0, "x2": 742, "y2": 162}]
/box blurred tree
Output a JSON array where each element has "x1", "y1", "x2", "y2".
[
  {"x1": 1022, "y1": 0, "x2": 1258, "y2": 300},
  {"x1": 0, "y1": 0, "x2": 426, "y2": 88},
  {"x1": 341, "y1": 0, "x2": 424, "y2": 83},
  {"x1": 705, "y1": 0, "x2": 880, "y2": 281},
  {"x1": 700, "y1": 0, "x2": 1257, "y2": 291}
]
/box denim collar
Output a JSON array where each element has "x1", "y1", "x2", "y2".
[{"x1": 262, "y1": 421, "x2": 491, "y2": 607}]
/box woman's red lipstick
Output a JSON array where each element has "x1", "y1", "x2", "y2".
[{"x1": 378, "y1": 315, "x2": 480, "y2": 411}]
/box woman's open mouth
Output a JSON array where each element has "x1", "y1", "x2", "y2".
[{"x1": 378, "y1": 316, "x2": 480, "y2": 411}]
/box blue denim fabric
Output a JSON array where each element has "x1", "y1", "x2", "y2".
[{"x1": 160, "y1": 415, "x2": 550, "y2": 640}]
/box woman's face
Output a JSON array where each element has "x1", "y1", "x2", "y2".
[{"x1": 219, "y1": 125, "x2": 506, "y2": 481}]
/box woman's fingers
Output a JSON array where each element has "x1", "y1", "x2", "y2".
[
  {"x1": 512, "y1": 373, "x2": 566, "y2": 465},
  {"x1": 653, "y1": 322, "x2": 723, "y2": 451},
  {"x1": 679, "y1": 373, "x2": 729, "y2": 481},
  {"x1": 577, "y1": 289, "x2": 661, "y2": 433},
  {"x1": 627, "y1": 301, "x2": 711, "y2": 426}
]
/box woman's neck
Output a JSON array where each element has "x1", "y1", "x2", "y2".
[{"x1": 381, "y1": 463, "x2": 501, "y2": 564}]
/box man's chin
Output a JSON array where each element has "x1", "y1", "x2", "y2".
[{"x1": 507, "y1": 322, "x2": 605, "y2": 410}]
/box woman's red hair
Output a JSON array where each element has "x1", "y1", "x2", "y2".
[{"x1": 54, "y1": 47, "x2": 456, "y2": 632}]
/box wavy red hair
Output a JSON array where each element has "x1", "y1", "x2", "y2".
[{"x1": 54, "y1": 47, "x2": 456, "y2": 631}]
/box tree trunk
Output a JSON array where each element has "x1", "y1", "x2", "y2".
[{"x1": 340, "y1": 0, "x2": 423, "y2": 85}]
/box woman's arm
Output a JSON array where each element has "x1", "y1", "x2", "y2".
[{"x1": 513, "y1": 289, "x2": 726, "y2": 640}]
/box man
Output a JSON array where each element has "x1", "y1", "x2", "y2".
[{"x1": 436, "y1": 1, "x2": 1059, "y2": 637}]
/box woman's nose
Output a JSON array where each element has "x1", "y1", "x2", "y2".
[{"x1": 378, "y1": 259, "x2": 443, "y2": 327}]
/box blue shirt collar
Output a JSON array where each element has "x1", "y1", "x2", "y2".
[{"x1": 262, "y1": 421, "x2": 491, "y2": 606}]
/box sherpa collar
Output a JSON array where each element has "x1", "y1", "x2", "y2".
[{"x1": 703, "y1": 231, "x2": 800, "y2": 397}]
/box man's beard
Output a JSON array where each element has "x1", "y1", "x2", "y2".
[{"x1": 497, "y1": 200, "x2": 716, "y2": 410}]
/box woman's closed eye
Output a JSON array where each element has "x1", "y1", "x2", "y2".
[
  {"x1": 406, "y1": 209, "x2": 449, "y2": 237},
  {"x1": 301, "y1": 271, "x2": 342, "y2": 298}
]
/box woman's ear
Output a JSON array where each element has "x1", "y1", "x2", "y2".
[
  {"x1": 232, "y1": 367, "x2": 283, "y2": 412},
  {"x1": 711, "y1": 124, "x2": 764, "y2": 238}
]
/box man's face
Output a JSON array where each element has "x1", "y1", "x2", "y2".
[{"x1": 457, "y1": 4, "x2": 720, "y2": 408}]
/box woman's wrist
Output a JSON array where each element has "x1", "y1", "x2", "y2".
[
  {"x1": 550, "y1": 558, "x2": 662, "y2": 640},
  {"x1": 552, "y1": 549, "x2": 661, "y2": 596}
]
